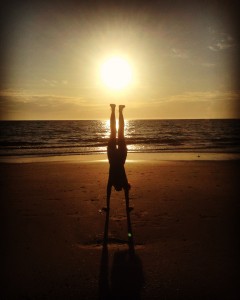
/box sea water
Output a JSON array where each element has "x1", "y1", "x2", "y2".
[{"x1": 0, "y1": 119, "x2": 240, "y2": 157}]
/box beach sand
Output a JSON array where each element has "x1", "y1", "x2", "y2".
[{"x1": 1, "y1": 155, "x2": 239, "y2": 299}]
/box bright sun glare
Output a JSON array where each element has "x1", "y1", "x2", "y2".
[{"x1": 100, "y1": 56, "x2": 133, "y2": 90}]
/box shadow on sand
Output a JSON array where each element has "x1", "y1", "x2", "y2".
[{"x1": 98, "y1": 206, "x2": 145, "y2": 300}]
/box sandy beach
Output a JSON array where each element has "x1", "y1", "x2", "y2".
[{"x1": 1, "y1": 154, "x2": 239, "y2": 299}]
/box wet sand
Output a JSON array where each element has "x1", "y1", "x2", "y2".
[{"x1": 1, "y1": 155, "x2": 239, "y2": 299}]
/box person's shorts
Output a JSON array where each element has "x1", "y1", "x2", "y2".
[
  {"x1": 107, "y1": 138, "x2": 116, "y2": 161},
  {"x1": 107, "y1": 138, "x2": 127, "y2": 163},
  {"x1": 118, "y1": 139, "x2": 127, "y2": 161}
]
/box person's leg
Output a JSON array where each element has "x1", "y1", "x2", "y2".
[
  {"x1": 108, "y1": 104, "x2": 117, "y2": 162},
  {"x1": 118, "y1": 105, "x2": 127, "y2": 162},
  {"x1": 110, "y1": 104, "x2": 116, "y2": 139},
  {"x1": 118, "y1": 105, "x2": 125, "y2": 139}
]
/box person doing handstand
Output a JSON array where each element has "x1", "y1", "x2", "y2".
[{"x1": 106, "y1": 104, "x2": 131, "y2": 210}]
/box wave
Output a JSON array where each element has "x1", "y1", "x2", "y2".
[{"x1": 1, "y1": 119, "x2": 240, "y2": 157}]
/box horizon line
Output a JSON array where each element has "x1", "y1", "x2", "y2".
[{"x1": 1, "y1": 117, "x2": 240, "y2": 121}]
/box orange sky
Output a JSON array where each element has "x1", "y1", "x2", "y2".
[{"x1": 1, "y1": 1, "x2": 239, "y2": 120}]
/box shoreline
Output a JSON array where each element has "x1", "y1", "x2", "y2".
[{"x1": 1, "y1": 152, "x2": 240, "y2": 164}]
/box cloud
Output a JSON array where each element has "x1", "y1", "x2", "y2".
[
  {"x1": 208, "y1": 42, "x2": 233, "y2": 51},
  {"x1": 0, "y1": 88, "x2": 93, "y2": 119},
  {"x1": 0, "y1": 88, "x2": 86, "y2": 104},
  {"x1": 41, "y1": 78, "x2": 69, "y2": 87},
  {"x1": 151, "y1": 90, "x2": 240, "y2": 104},
  {"x1": 208, "y1": 31, "x2": 235, "y2": 52},
  {"x1": 200, "y1": 62, "x2": 215, "y2": 68},
  {"x1": 0, "y1": 89, "x2": 29, "y2": 99},
  {"x1": 170, "y1": 48, "x2": 189, "y2": 59}
]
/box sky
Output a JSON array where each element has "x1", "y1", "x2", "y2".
[{"x1": 0, "y1": 0, "x2": 239, "y2": 120}]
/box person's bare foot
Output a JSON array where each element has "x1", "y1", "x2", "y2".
[
  {"x1": 110, "y1": 104, "x2": 116, "y2": 110},
  {"x1": 119, "y1": 105, "x2": 125, "y2": 112}
]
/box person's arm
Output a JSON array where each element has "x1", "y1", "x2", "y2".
[
  {"x1": 106, "y1": 181, "x2": 112, "y2": 210},
  {"x1": 124, "y1": 188, "x2": 130, "y2": 209}
]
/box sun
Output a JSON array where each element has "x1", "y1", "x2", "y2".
[{"x1": 100, "y1": 56, "x2": 133, "y2": 90}]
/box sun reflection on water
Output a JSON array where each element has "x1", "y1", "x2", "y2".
[{"x1": 103, "y1": 119, "x2": 130, "y2": 137}]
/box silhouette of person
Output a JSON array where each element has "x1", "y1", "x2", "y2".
[{"x1": 106, "y1": 104, "x2": 131, "y2": 210}]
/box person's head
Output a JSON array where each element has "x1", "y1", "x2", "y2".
[
  {"x1": 114, "y1": 183, "x2": 123, "y2": 191},
  {"x1": 113, "y1": 181, "x2": 131, "y2": 192}
]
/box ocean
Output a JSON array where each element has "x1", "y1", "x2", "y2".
[{"x1": 0, "y1": 119, "x2": 240, "y2": 157}]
